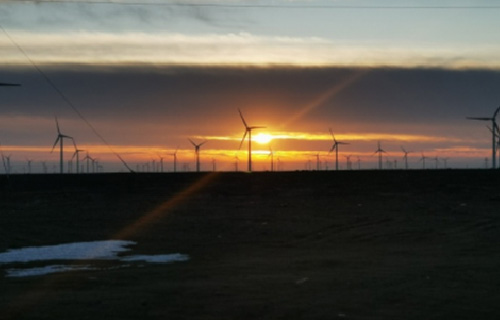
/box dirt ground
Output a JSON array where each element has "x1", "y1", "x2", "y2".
[{"x1": 1, "y1": 170, "x2": 500, "y2": 320}]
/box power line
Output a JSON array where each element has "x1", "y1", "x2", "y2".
[
  {"x1": 4, "y1": 1, "x2": 500, "y2": 9},
  {"x1": 0, "y1": 24, "x2": 135, "y2": 173}
]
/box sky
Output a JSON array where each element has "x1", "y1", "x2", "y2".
[{"x1": 2, "y1": 0, "x2": 500, "y2": 173}]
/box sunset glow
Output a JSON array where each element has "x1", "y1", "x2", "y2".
[{"x1": 2, "y1": 1, "x2": 500, "y2": 172}]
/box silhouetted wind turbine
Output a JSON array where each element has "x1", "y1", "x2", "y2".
[
  {"x1": 83, "y1": 152, "x2": 94, "y2": 173},
  {"x1": 170, "y1": 147, "x2": 179, "y2": 173},
  {"x1": 401, "y1": 146, "x2": 412, "y2": 170},
  {"x1": 70, "y1": 139, "x2": 85, "y2": 174},
  {"x1": 189, "y1": 139, "x2": 207, "y2": 172},
  {"x1": 329, "y1": 128, "x2": 349, "y2": 171},
  {"x1": 268, "y1": 147, "x2": 275, "y2": 172},
  {"x1": 26, "y1": 158, "x2": 33, "y2": 174},
  {"x1": 419, "y1": 152, "x2": 428, "y2": 169},
  {"x1": 238, "y1": 108, "x2": 266, "y2": 172},
  {"x1": 71, "y1": 148, "x2": 85, "y2": 174},
  {"x1": 51, "y1": 117, "x2": 73, "y2": 174},
  {"x1": 467, "y1": 106, "x2": 500, "y2": 169},
  {"x1": 373, "y1": 141, "x2": 386, "y2": 170},
  {"x1": 157, "y1": 154, "x2": 164, "y2": 173},
  {"x1": 234, "y1": 154, "x2": 239, "y2": 172},
  {"x1": 344, "y1": 154, "x2": 352, "y2": 170}
]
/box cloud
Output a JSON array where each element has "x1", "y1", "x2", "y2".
[{"x1": 3, "y1": 30, "x2": 500, "y2": 69}]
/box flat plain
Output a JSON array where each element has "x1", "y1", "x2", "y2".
[{"x1": 1, "y1": 170, "x2": 500, "y2": 319}]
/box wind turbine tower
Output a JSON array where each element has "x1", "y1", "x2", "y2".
[
  {"x1": 51, "y1": 117, "x2": 73, "y2": 174},
  {"x1": 467, "y1": 106, "x2": 500, "y2": 169},
  {"x1": 329, "y1": 128, "x2": 349, "y2": 171},
  {"x1": 401, "y1": 146, "x2": 412, "y2": 170},
  {"x1": 189, "y1": 139, "x2": 207, "y2": 172},
  {"x1": 238, "y1": 109, "x2": 266, "y2": 172},
  {"x1": 170, "y1": 147, "x2": 179, "y2": 173},
  {"x1": 419, "y1": 152, "x2": 428, "y2": 169},
  {"x1": 374, "y1": 141, "x2": 386, "y2": 170},
  {"x1": 268, "y1": 147, "x2": 275, "y2": 172}
]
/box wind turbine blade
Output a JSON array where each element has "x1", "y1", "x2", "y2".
[
  {"x1": 200, "y1": 140, "x2": 208, "y2": 147},
  {"x1": 188, "y1": 138, "x2": 196, "y2": 147},
  {"x1": 0, "y1": 83, "x2": 20, "y2": 86},
  {"x1": 71, "y1": 151, "x2": 78, "y2": 160},
  {"x1": 250, "y1": 126, "x2": 266, "y2": 129},
  {"x1": 239, "y1": 131, "x2": 247, "y2": 150},
  {"x1": 55, "y1": 117, "x2": 61, "y2": 134},
  {"x1": 467, "y1": 117, "x2": 491, "y2": 121},
  {"x1": 51, "y1": 136, "x2": 60, "y2": 153},
  {"x1": 238, "y1": 108, "x2": 248, "y2": 128},
  {"x1": 329, "y1": 128, "x2": 334, "y2": 139}
]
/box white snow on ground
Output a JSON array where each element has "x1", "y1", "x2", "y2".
[
  {"x1": 0, "y1": 240, "x2": 189, "y2": 277},
  {"x1": 0, "y1": 240, "x2": 135, "y2": 263}
]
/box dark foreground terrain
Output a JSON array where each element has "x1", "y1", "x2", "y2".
[{"x1": 1, "y1": 170, "x2": 500, "y2": 320}]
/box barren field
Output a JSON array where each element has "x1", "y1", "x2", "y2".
[{"x1": 1, "y1": 170, "x2": 500, "y2": 319}]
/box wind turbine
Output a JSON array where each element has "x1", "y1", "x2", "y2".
[
  {"x1": 344, "y1": 154, "x2": 352, "y2": 170},
  {"x1": 238, "y1": 108, "x2": 266, "y2": 172},
  {"x1": 467, "y1": 106, "x2": 500, "y2": 169},
  {"x1": 189, "y1": 139, "x2": 207, "y2": 172},
  {"x1": 316, "y1": 153, "x2": 321, "y2": 171},
  {"x1": 70, "y1": 139, "x2": 85, "y2": 174},
  {"x1": 268, "y1": 147, "x2": 275, "y2": 172},
  {"x1": 433, "y1": 156, "x2": 439, "y2": 169},
  {"x1": 328, "y1": 128, "x2": 349, "y2": 171},
  {"x1": 83, "y1": 152, "x2": 94, "y2": 173},
  {"x1": 419, "y1": 152, "x2": 428, "y2": 169},
  {"x1": 401, "y1": 146, "x2": 412, "y2": 170},
  {"x1": 51, "y1": 117, "x2": 73, "y2": 174},
  {"x1": 234, "y1": 154, "x2": 240, "y2": 172},
  {"x1": 26, "y1": 158, "x2": 33, "y2": 174},
  {"x1": 169, "y1": 146, "x2": 179, "y2": 173},
  {"x1": 157, "y1": 154, "x2": 164, "y2": 173},
  {"x1": 2, "y1": 154, "x2": 12, "y2": 174},
  {"x1": 373, "y1": 141, "x2": 386, "y2": 170}
]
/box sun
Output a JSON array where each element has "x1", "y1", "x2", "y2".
[{"x1": 253, "y1": 133, "x2": 273, "y2": 144}]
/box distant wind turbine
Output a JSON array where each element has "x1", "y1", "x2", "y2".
[
  {"x1": 238, "y1": 108, "x2": 266, "y2": 172},
  {"x1": 189, "y1": 139, "x2": 207, "y2": 172},
  {"x1": 433, "y1": 156, "x2": 439, "y2": 169},
  {"x1": 51, "y1": 117, "x2": 73, "y2": 174},
  {"x1": 344, "y1": 154, "x2": 352, "y2": 170},
  {"x1": 373, "y1": 141, "x2": 386, "y2": 170},
  {"x1": 71, "y1": 139, "x2": 85, "y2": 174},
  {"x1": 419, "y1": 152, "x2": 428, "y2": 169},
  {"x1": 268, "y1": 147, "x2": 275, "y2": 172},
  {"x1": 83, "y1": 152, "x2": 94, "y2": 173},
  {"x1": 25, "y1": 158, "x2": 33, "y2": 174},
  {"x1": 328, "y1": 128, "x2": 349, "y2": 171},
  {"x1": 157, "y1": 154, "x2": 164, "y2": 173},
  {"x1": 467, "y1": 106, "x2": 500, "y2": 169},
  {"x1": 401, "y1": 146, "x2": 412, "y2": 170},
  {"x1": 170, "y1": 147, "x2": 179, "y2": 173}
]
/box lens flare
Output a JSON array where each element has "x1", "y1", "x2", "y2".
[{"x1": 253, "y1": 133, "x2": 273, "y2": 144}]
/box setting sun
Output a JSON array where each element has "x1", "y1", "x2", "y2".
[{"x1": 253, "y1": 133, "x2": 273, "y2": 144}]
